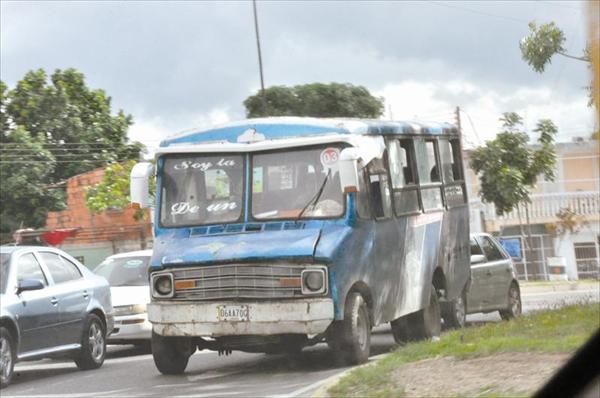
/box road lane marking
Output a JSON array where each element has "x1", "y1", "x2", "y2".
[
  {"x1": 186, "y1": 371, "x2": 241, "y2": 382},
  {"x1": 522, "y1": 289, "x2": 598, "y2": 297},
  {"x1": 172, "y1": 392, "x2": 246, "y2": 397},
  {"x1": 155, "y1": 383, "x2": 196, "y2": 388},
  {"x1": 2, "y1": 388, "x2": 133, "y2": 398},
  {"x1": 15, "y1": 354, "x2": 153, "y2": 372}
]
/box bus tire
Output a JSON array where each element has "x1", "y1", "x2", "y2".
[
  {"x1": 390, "y1": 316, "x2": 410, "y2": 344},
  {"x1": 394, "y1": 284, "x2": 441, "y2": 342},
  {"x1": 152, "y1": 331, "x2": 193, "y2": 375},
  {"x1": 328, "y1": 292, "x2": 371, "y2": 365},
  {"x1": 442, "y1": 288, "x2": 467, "y2": 329}
]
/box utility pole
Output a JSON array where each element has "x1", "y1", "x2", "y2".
[
  {"x1": 252, "y1": 0, "x2": 267, "y2": 114},
  {"x1": 454, "y1": 106, "x2": 462, "y2": 140}
]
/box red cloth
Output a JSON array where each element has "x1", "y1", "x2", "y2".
[{"x1": 41, "y1": 229, "x2": 78, "y2": 246}]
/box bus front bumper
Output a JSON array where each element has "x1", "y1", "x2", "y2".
[{"x1": 148, "y1": 299, "x2": 335, "y2": 337}]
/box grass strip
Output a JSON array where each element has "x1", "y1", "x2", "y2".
[{"x1": 328, "y1": 303, "x2": 600, "y2": 398}]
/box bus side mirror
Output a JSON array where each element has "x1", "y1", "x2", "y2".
[
  {"x1": 130, "y1": 162, "x2": 154, "y2": 208},
  {"x1": 339, "y1": 148, "x2": 360, "y2": 193}
]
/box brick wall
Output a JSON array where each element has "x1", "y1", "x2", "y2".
[{"x1": 46, "y1": 167, "x2": 152, "y2": 246}]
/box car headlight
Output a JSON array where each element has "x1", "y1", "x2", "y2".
[
  {"x1": 152, "y1": 273, "x2": 174, "y2": 298},
  {"x1": 114, "y1": 304, "x2": 147, "y2": 316},
  {"x1": 301, "y1": 267, "x2": 327, "y2": 295}
]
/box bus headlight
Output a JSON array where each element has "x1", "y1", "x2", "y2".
[
  {"x1": 152, "y1": 273, "x2": 174, "y2": 298},
  {"x1": 301, "y1": 267, "x2": 327, "y2": 295}
]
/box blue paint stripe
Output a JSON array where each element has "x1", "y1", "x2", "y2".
[
  {"x1": 160, "y1": 120, "x2": 458, "y2": 147},
  {"x1": 329, "y1": 269, "x2": 341, "y2": 319}
]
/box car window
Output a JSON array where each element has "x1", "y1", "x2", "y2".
[
  {"x1": 470, "y1": 238, "x2": 484, "y2": 256},
  {"x1": 94, "y1": 256, "x2": 150, "y2": 287},
  {"x1": 480, "y1": 237, "x2": 506, "y2": 261},
  {"x1": 0, "y1": 253, "x2": 10, "y2": 293},
  {"x1": 16, "y1": 253, "x2": 48, "y2": 286},
  {"x1": 39, "y1": 252, "x2": 82, "y2": 284}
]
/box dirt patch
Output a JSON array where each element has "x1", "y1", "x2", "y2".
[{"x1": 391, "y1": 352, "x2": 569, "y2": 397}]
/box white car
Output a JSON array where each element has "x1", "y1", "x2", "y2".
[{"x1": 94, "y1": 250, "x2": 152, "y2": 347}]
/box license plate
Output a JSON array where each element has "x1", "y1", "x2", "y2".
[{"x1": 216, "y1": 305, "x2": 250, "y2": 322}]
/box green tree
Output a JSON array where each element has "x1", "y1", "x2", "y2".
[
  {"x1": 0, "y1": 68, "x2": 143, "y2": 232},
  {"x1": 469, "y1": 112, "x2": 558, "y2": 216},
  {"x1": 520, "y1": 21, "x2": 592, "y2": 104},
  {"x1": 520, "y1": 21, "x2": 590, "y2": 72},
  {"x1": 84, "y1": 160, "x2": 153, "y2": 221},
  {"x1": 243, "y1": 83, "x2": 384, "y2": 118},
  {"x1": 0, "y1": 127, "x2": 65, "y2": 231}
]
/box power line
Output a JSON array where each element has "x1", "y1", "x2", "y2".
[
  {"x1": 428, "y1": 1, "x2": 527, "y2": 24},
  {"x1": 534, "y1": 0, "x2": 582, "y2": 11}
]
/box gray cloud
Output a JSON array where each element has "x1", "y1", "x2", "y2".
[{"x1": 1, "y1": 0, "x2": 592, "y2": 136}]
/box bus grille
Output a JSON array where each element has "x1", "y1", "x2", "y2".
[{"x1": 170, "y1": 264, "x2": 305, "y2": 300}]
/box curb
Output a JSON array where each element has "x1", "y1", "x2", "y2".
[
  {"x1": 311, "y1": 353, "x2": 390, "y2": 398},
  {"x1": 520, "y1": 281, "x2": 599, "y2": 294}
]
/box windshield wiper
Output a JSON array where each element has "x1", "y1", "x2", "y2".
[{"x1": 296, "y1": 169, "x2": 331, "y2": 221}]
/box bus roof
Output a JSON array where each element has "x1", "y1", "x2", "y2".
[{"x1": 160, "y1": 117, "x2": 458, "y2": 148}]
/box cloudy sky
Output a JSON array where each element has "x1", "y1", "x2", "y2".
[{"x1": 1, "y1": 0, "x2": 596, "y2": 151}]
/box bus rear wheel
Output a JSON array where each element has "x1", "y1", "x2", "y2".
[
  {"x1": 328, "y1": 292, "x2": 371, "y2": 365},
  {"x1": 152, "y1": 331, "x2": 194, "y2": 375},
  {"x1": 391, "y1": 284, "x2": 441, "y2": 343}
]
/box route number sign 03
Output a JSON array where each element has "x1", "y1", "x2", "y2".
[{"x1": 320, "y1": 148, "x2": 340, "y2": 168}]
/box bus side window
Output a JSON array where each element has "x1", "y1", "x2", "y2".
[
  {"x1": 387, "y1": 139, "x2": 419, "y2": 215},
  {"x1": 415, "y1": 139, "x2": 443, "y2": 211},
  {"x1": 439, "y1": 138, "x2": 466, "y2": 207},
  {"x1": 438, "y1": 139, "x2": 455, "y2": 183},
  {"x1": 367, "y1": 158, "x2": 392, "y2": 219},
  {"x1": 356, "y1": 167, "x2": 371, "y2": 219}
]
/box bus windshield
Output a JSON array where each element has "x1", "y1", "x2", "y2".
[
  {"x1": 252, "y1": 145, "x2": 345, "y2": 220},
  {"x1": 160, "y1": 154, "x2": 244, "y2": 227}
]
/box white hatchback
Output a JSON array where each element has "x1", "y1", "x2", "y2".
[{"x1": 94, "y1": 250, "x2": 152, "y2": 347}]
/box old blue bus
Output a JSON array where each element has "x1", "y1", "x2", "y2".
[{"x1": 130, "y1": 117, "x2": 470, "y2": 373}]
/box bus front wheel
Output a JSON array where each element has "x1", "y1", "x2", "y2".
[
  {"x1": 328, "y1": 292, "x2": 371, "y2": 365},
  {"x1": 152, "y1": 331, "x2": 194, "y2": 375}
]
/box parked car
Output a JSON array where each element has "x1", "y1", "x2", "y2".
[
  {"x1": 466, "y1": 233, "x2": 522, "y2": 319},
  {"x1": 93, "y1": 250, "x2": 152, "y2": 347},
  {"x1": 0, "y1": 246, "x2": 114, "y2": 388}
]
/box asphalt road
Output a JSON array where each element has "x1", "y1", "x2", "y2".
[{"x1": 4, "y1": 288, "x2": 599, "y2": 397}]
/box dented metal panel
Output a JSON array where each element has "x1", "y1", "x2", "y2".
[{"x1": 148, "y1": 299, "x2": 334, "y2": 337}]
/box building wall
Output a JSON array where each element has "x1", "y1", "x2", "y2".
[
  {"x1": 45, "y1": 166, "x2": 152, "y2": 269},
  {"x1": 465, "y1": 138, "x2": 599, "y2": 279}
]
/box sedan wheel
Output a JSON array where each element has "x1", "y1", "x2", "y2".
[
  {"x1": 0, "y1": 327, "x2": 15, "y2": 388},
  {"x1": 442, "y1": 290, "x2": 467, "y2": 329},
  {"x1": 499, "y1": 284, "x2": 522, "y2": 320},
  {"x1": 89, "y1": 322, "x2": 105, "y2": 362},
  {"x1": 75, "y1": 314, "x2": 106, "y2": 370}
]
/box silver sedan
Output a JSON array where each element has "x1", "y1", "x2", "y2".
[
  {"x1": 467, "y1": 233, "x2": 522, "y2": 319},
  {"x1": 0, "y1": 246, "x2": 114, "y2": 388}
]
